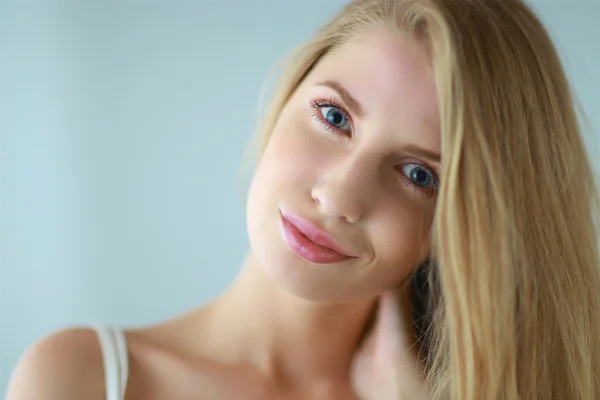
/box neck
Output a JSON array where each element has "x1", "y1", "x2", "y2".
[{"x1": 204, "y1": 253, "x2": 377, "y2": 385}]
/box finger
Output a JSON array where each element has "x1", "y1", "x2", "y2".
[
  {"x1": 377, "y1": 291, "x2": 430, "y2": 399},
  {"x1": 375, "y1": 290, "x2": 413, "y2": 358}
]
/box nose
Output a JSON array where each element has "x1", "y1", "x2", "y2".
[{"x1": 311, "y1": 160, "x2": 372, "y2": 224}]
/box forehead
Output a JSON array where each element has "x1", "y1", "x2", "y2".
[{"x1": 307, "y1": 30, "x2": 440, "y2": 149}]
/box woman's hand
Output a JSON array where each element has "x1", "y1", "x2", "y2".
[{"x1": 351, "y1": 291, "x2": 429, "y2": 400}]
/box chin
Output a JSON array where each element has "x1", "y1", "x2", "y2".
[
  {"x1": 248, "y1": 227, "x2": 339, "y2": 302},
  {"x1": 252, "y1": 241, "x2": 376, "y2": 304},
  {"x1": 272, "y1": 261, "x2": 350, "y2": 303},
  {"x1": 253, "y1": 240, "x2": 337, "y2": 303}
]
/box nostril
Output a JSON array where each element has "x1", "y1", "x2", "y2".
[
  {"x1": 343, "y1": 214, "x2": 357, "y2": 224},
  {"x1": 312, "y1": 192, "x2": 321, "y2": 205}
]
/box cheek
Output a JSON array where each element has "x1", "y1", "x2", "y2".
[
  {"x1": 247, "y1": 103, "x2": 323, "y2": 212},
  {"x1": 260, "y1": 119, "x2": 329, "y2": 187},
  {"x1": 370, "y1": 204, "x2": 433, "y2": 280}
]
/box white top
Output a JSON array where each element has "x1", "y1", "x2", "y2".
[{"x1": 91, "y1": 325, "x2": 129, "y2": 400}]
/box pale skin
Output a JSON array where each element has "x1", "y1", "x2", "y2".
[{"x1": 7, "y1": 29, "x2": 439, "y2": 400}]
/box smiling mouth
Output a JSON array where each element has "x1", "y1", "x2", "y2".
[{"x1": 279, "y1": 210, "x2": 355, "y2": 264}]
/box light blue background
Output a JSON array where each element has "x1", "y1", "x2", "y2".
[{"x1": 1, "y1": 0, "x2": 598, "y2": 394}]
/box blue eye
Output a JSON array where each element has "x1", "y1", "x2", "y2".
[
  {"x1": 319, "y1": 106, "x2": 351, "y2": 132},
  {"x1": 401, "y1": 164, "x2": 436, "y2": 188}
]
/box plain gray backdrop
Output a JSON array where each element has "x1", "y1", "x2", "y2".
[{"x1": 1, "y1": 0, "x2": 598, "y2": 394}]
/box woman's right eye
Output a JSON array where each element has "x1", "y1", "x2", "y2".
[
  {"x1": 310, "y1": 98, "x2": 353, "y2": 136},
  {"x1": 318, "y1": 106, "x2": 351, "y2": 133}
]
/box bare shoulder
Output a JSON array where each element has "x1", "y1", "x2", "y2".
[{"x1": 5, "y1": 327, "x2": 105, "y2": 400}]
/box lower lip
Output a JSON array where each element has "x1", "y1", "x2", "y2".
[{"x1": 281, "y1": 215, "x2": 352, "y2": 264}]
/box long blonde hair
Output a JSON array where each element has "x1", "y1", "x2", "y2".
[{"x1": 247, "y1": 0, "x2": 600, "y2": 398}]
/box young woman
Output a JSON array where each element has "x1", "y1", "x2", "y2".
[{"x1": 7, "y1": 0, "x2": 600, "y2": 399}]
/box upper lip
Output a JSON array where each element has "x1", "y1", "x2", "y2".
[{"x1": 280, "y1": 210, "x2": 355, "y2": 257}]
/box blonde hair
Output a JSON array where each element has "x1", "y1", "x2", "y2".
[{"x1": 246, "y1": 0, "x2": 600, "y2": 398}]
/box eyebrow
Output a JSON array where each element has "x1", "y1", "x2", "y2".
[
  {"x1": 404, "y1": 144, "x2": 441, "y2": 165},
  {"x1": 315, "y1": 80, "x2": 364, "y2": 118}
]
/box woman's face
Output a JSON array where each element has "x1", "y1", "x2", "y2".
[{"x1": 246, "y1": 30, "x2": 441, "y2": 302}]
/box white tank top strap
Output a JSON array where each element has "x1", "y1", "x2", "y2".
[{"x1": 91, "y1": 325, "x2": 129, "y2": 400}]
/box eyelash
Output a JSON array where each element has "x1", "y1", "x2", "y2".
[
  {"x1": 310, "y1": 97, "x2": 349, "y2": 135},
  {"x1": 309, "y1": 98, "x2": 439, "y2": 197}
]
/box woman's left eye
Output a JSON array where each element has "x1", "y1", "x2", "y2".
[
  {"x1": 319, "y1": 106, "x2": 351, "y2": 133},
  {"x1": 400, "y1": 164, "x2": 437, "y2": 189}
]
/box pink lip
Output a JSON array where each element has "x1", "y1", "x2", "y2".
[{"x1": 280, "y1": 210, "x2": 355, "y2": 261}]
